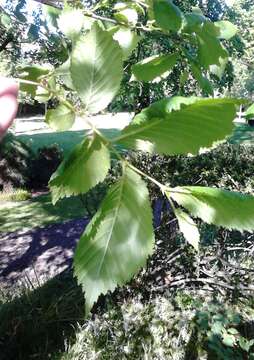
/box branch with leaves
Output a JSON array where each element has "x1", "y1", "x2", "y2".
[{"x1": 11, "y1": 0, "x2": 254, "y2": 314}]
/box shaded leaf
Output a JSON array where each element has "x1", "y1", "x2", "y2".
[
  {"x1": 132, "y1": 53, "x2": 178, "y2": 82},
  {"x1": 71, "y1": 23, "x2": 123, "y2": 114},
  {"x1": 153, "y1": 0, "x2": 183, "y2": 32},
  {"x1": 43, "y1": 5, "x2": 61, "y2": 28},
  {"x1": 18, "y1": 65, "x2": 52, "y2": 97},
  {"x1": 50, "y1": 135, "x2": 110, "y2": 204},
  {"x1": 74, "y1": 166, "x2": 155, "y2": 313},
  {"x1": 191, "y1": 62, "x2": 214, "y2": 96},
  {"x1": 170, "y1": 186, "x2": 254, "y2": 231},
  {"x1": 55, "y1": 59, "x2": 75, "y2": 90},
  {"x1": 196, "y1": 21, "x2": 228, "y2": 69}
]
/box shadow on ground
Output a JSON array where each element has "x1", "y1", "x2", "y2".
[
  {"x1": 0, "y1": 218, "x2": 88, "y2": 287},
  {"x1": 0, "y1": 271, "x2": 84, "y2": 360},
  {"x1": 0, "y1": 194, "x2": 87, "y2": 233}
]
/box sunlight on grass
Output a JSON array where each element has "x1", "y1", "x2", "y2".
[
  {"x1": 0, "y1": 194, "x2": 86, "y2": 233},
  {"x1": 17, "y1": 129, "x2": 121, "y2": 155}
]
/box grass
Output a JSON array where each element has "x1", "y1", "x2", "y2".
[
  {"x1": 0, "y1": 272, "x2": 84, "y2": 360},
  {"x1": 1, "y1": 271, "x2": 254, "y2": 360},
  {"x1": 229, "y1": 123, "x2": 254, "y2": 145},
  {"x1": 0, "y1": 189, "x2": 31, "y2": 202},
  {"x1": 17, "y1": 128, "x2": 121, "y2": 156},
  {"x1": 0, "y1": 194, "x2": 86, "y2": 233}
]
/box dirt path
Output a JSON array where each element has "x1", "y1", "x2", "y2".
[{"x1": 0, "y1": 218, "x2": 89, "y2": 289}]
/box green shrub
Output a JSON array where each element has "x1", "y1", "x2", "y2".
[
  {"x1": 60, "y1": 294, "x2": 254, "y2": 360},
  {"x1": 126, "y1": 143, "x2": 254, "y2": 196},
  {"x1": 29, "y1": 144, "x2": 63, "y2": 189},
  {"x1": 0, "y1": 133, "x2": 31, "y2": 192}
]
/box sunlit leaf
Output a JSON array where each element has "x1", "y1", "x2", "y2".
[
  {"x1": 115, "y1": 97, "x2": 242, "y2": 155},
  {"x1": 114, "y1": 8, "x2": 138, "y2": 25},
  {"x1": 50, "y1": 135, "x2": 111, "y2": 204},
  {"x1": 74, "y1": 166, "x2": 155, "y2": 313},
  {"x1": 46, "y1": 103, "x2": 75, "y2": 132},
  {"x1": 209, "y1": 56, "x2": 228, "y2": 80},
  {"x1": 57, "y1": 7, "x2": 84, "y2": 42},
  {"x1": 215, "y1": 20, "x2": 238, "y2": 40},
  {"x1": 173, "y1": 207, "x2": 200, "y2": 250},
  {"x1": 109, "y1": 26, "x2": 141, "y2": 60},
  {"x1": 132, "y1": 53, "x2": 178, "y2": 82},
  {"x1": 245, "y1": 103, "x2": 254, "y2": 120},
  {"x1": 71, "y1": 23, "x2": 123, "y2": 114},
  {"x1": 170, "y1": 186, "x2": 254, "y2": 231},
  {"x1": 0, "y1": 13, "x2": 11, "y2": 28}
]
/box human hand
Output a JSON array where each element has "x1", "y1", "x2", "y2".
[{"x1": 0, "y1": 77, "x2": 19, "y2": 141}]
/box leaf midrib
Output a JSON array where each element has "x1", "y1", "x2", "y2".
[{"x1": 96, "y1": 170, "x2": 127, "y2": 277}]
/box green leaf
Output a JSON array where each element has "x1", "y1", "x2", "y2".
[
  {"x1": 191, "y1": 62, "x2": 214, "y2": 96},
  {"x1": 109, "y1": 26, "x2": 141, "y2": 60},
  {"x1": 153, "y1": 0, "x2": 183, "y2": 32},
  {"x1": 183, "y1": 12, "x2": 205, "y2": 33},
  {"x1": 57, "y1": 7, "x2": 84, "y2": 42},
  {"x1": 196, "y1": 21, "x2": 228, "y2": 69},
  {"x1": 71, "y1": 23, "x2": 123, "y2": 114},
  {"x1": 245, "y1": 103, "x2": 254, "y2": 120},
  {"x1": 210, "y1": 56, "x2": 228, "y2": 80},
  {"x1": 215, "y1": 20, "x2": 238, "y2": 40},
  {"x1": 239, "y1": 337, "x2": 253, "y2": 352},
  {"x1": 114, "y1": 8, "x2": 138, "y2": 25},
  {"x1": 0, "y1": 13, "x2": 11, "y2": 29},
  {"x1": 46, "y1": 103, "x2": 75, "y2": 132},
  {"x1": 173, "y1": 208, "x2": 200, "y2": 250},
  {"x1": 227, "y1": 328, "x2": 239, "y2": 335},
  {"x1": 74, "y1": 166, "x2": 155, "y2": 313},
  {"x1": 115, "y1": 97, "x2": 241, "y2": 155},
  {"x1": 55, "y1": 59, "x2": 75, "y2": 90},
  {"x1": 222, "y1": 333, "x2": 236, "y2": 347},
  {"x1": 18, "y1": 65, "x2": 52, "y2": 97},
  {"x1": 132, "y1": 53, "x2": 178, "y2": 82},
  {"x1": 170, "y1": 186, "x2": 254, "y2": 232},
  {"x1": 50, "y1": 135, "x2": 110, "y2": 204},
  {"x1": 43, "y1": 5, "x2": 61, "y2": 28}
]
